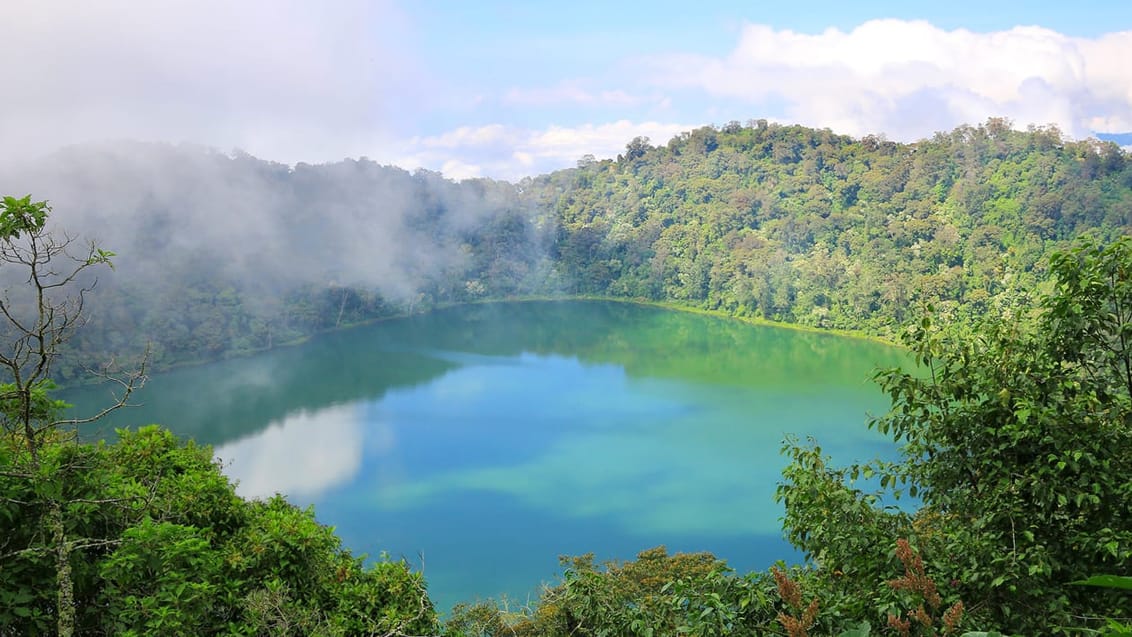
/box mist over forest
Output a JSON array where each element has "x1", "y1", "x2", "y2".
[
  {"x1": 5, "y1": 141, "x2": 544, "y2": 294},
  {"x1": 2, "y1": 119, "x2": 1130, "y2": 380},
  {"x1": 1, "y1": 141, "x2": 554, "y2": 374}
]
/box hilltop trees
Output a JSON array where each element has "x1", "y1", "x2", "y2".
[{"x1": 538, "y1": 119, "x2": 1132, "y2": 337}]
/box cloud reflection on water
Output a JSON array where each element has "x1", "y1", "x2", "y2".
[
  {"x1": 209, "y1": 349, "x2": 886, "y2": 543},
  {"x1": 215, "y1": 403, "x2": 368, "y2": 500}
]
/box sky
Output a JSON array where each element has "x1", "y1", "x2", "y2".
[{"x1": 2, "y1": 0, "x2": 1131, "y2": 181}]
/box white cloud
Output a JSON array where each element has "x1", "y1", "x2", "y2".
[
  {"x1": 528, "y1": 120, "x2": 684, "y2": 159},
  {"x1": 7, "y1": 4, "x2": 1130, "y2": 183},
  {"x1": 395, "y1": 120, "x2": 694, "y2": 181},
  {"x1": 417, "y1": 124, "x2": 517, "y2": 149},
  {"x1": 1089, "y1": 115, "x2": 1132, "y2": 135},
  {"x1": 643, "y1": 20, "x2": 1132, "y2": 141},
  {"x1": 398, "y1": 20, "x2": 1132, "y2": 180},
  {"x1": 439, "y1": 159, "x2": 485, "y2": 181},
  {"x1": 0, "y1": 0, "x2": 412, "y2": 165}
]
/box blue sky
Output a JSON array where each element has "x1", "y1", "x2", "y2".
[{"x1": 2, "y1": 0, "x2": 1131, "y2": 180}]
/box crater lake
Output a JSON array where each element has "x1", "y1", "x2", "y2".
[{"x1": 64, "y1": 300, "x2": 907, "y2": 612}]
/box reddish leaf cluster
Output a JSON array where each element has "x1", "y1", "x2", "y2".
[
  {"x1": 773, "y1": 567, "x2": 819, "y2": 637},
  {"x1": 886, "y1": 538, "x2": 964, "y2": 636}
]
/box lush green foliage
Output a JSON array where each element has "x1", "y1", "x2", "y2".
[
  {"x1": 443, "y1": 541, "x2": 991, "y2": 637},
  {"x1": 777, "y1": 237, "x2": 1132, "y2": 633},
  {"x1": 530, "y1": 119, "x2": 1130, "y2": 336},
  {"x1": 444, "y1": 547, "x2": 784, "y2": 636},
  {"x1": 1074, "y1": 576, "x2": 1132, "y2": 636},
  {"x1": 0, "y1": 426, "x2": 438, "y2": 636},
  {"x1": 0, "y1": 192, "x2": 141, "y2": 637}
]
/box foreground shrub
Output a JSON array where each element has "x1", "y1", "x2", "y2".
[{"x1": 1, "y1": 426, "x2": 438, "y2": 635}]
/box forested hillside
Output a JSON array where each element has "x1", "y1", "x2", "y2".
[
  {"x1": 534, "y1": 118, "x2": 1131, "y2": 333},
  {"x1": 3, "y1": 118, "x2": 1130, "y2": 376}
]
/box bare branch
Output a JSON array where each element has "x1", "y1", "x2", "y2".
[{"x1": 52, "y1": 349, "x2": 149, "y2": 429}]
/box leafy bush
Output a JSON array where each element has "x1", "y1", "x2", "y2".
[
  {"x1": 1, "y1": 426, "x2": 438, "y2": 635},
  {"x1": 777, "y1": 237, "x2": 1132, "y2": 633},
  {"x1": 445, "y1": 546, "x2": 781, "y2": 636}
]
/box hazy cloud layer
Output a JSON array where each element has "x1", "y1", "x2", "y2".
[
  {"x1": 2, "y1": 2, "x2": 1130, "y2": 181},
  {"x1": 0, "y1": 0, "x2": 411, "y2": 165},
  {"x1": 396, "y1": 120, "x2": 693, "y2": 180},
  {"x1": 642, "y1": 20, "x2": 1132, "y2": 141},
  {"x1": 0, "y1": 142, "x2": 523, "y2": 302}
]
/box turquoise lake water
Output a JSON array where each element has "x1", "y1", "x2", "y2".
[{"x1": 65, "y1": 300, "x2": 907, "y2": 612}]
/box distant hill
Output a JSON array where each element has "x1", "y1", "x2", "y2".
[
  {"x1": 3, "y1": 118, "x2": 1130, "y2": 375},
  {"x1": 528, "y1": 118, "x2": 1132, "y2": 334}
]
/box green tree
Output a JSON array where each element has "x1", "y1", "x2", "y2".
[
  {"x1": 445, "y1": 547, "x2": 780, "y2": 637},
  {"x1": 779, "y1": 237, "x2": 1132, "y2": 633},
  {"x1": 2, "y1": 425, "x2": 439, "y2": 635},
  {"x1": 0, "y1": 195, "x2": 145, "y2": 636}
]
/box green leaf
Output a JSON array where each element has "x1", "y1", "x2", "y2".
[
  {"x1": 838, "y1": 622, "x2": 872, "y2": 636},
  {"x1": 1071, "y1": 575, "x2": 1132, "y2": 591}
]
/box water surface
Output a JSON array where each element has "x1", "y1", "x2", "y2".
[{"x1": 66, "y1": 301, "x2": 906, "y2": 611}]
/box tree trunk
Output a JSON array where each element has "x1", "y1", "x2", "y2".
[{"x1": 49, "y1": 499, "x2": 75, "y2": 637}]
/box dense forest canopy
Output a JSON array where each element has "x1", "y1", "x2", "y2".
[
  {"x1": 1, "y1": 118, "x2": 1129, "y2": 377},
  {"x1": 538, "y1": 119, "x2": 1129, "y2": 329}
]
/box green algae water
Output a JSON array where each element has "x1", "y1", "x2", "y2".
[{"x1": 65, "y1": 300, "x2": 907, "y2": 612}]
